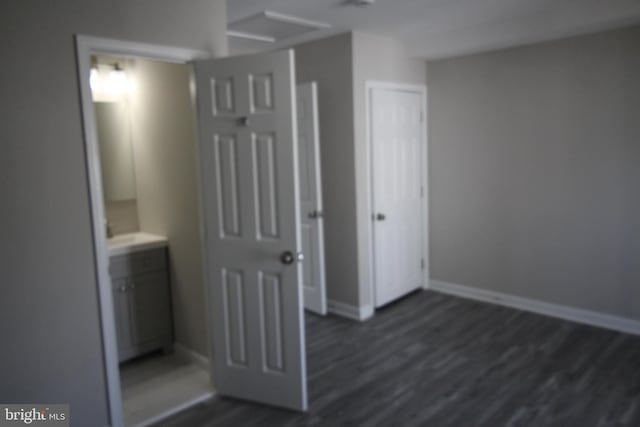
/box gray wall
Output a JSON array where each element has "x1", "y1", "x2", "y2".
[
  {"x1": 427, "y1": 25, "x2": 640, "y2": 319},
  {"x1": 130, "y1": 58, "x2": 208, "y2": 356},
  {"x1": 351, "y1": 32, "x2": 427, "y2": 309},
  {"x1": 0, "y1": 1, "x2": 226, "y2": 426},
  {"x1": 294, "y1": 32, "x2": 427, "y2": 309},
  {"x1": 294, "y1": 33, "x2": 359, "y2": 306}
]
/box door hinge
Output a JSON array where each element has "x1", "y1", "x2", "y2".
[{"x1": 421, "y1": 258, "x2": 425, "y2": 270}]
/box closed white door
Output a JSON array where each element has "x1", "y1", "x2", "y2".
[
  {"x1": 194, "y1": 50, "x2": 307, "y2": 411},
  {"x1": 371, "y1": 87, "x2": 425, "y2": 307},
  {"x1": 297, "y1": 82, "x2": 327, "y2": 315}
]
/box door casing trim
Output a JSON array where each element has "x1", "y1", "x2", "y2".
[{"x1": 75, "y1": 34, "x2": 210, "y2": 427}]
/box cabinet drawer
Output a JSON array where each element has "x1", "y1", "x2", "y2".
[{"x1": 110, "y1": 248, "x2": 167, "y2": 278}]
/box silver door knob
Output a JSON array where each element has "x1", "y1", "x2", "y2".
[
  {"x1": 280, "y1": 251, "x2": 304, "y2": 265},
  {"x1": 375, "y1": 213, "x2": 386, "y2": 221},
  {"x1": 308, "y1": 210, "x2": 323, "y2": 219}
]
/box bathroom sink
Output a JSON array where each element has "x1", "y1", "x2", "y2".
[
  {"x1": 108, "y1": 234, "x2": 137, "y2": 245},
  {"x1": 107, "y1": 232, "x2": 168, "y2": 256}
]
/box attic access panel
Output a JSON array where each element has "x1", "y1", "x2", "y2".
[{"x1": 228, "y1": 11, "x2": 331, "y2": 42}]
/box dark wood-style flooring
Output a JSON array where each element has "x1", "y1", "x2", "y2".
[{"x1": 157, "y1": 291, "x2": 640, "y2": 426}]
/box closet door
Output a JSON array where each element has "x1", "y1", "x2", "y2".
[{"x1": 370, "y1": 86, "x2": 425, "y2": 307}]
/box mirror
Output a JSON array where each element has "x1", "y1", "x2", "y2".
[
  {"x1": 95, "y1": 100, "x2": 137, "y2": 201},
  {"x1": 92, "y1": 56, "x2": 137, "y2": 203}
]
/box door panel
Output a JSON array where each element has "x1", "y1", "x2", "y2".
[
  {"x1": 371, "y1": 88, "x2": 424, "y2": 307},
  {"x1": 221, "y1": 269, "x2": 248, "y2": 367},
  {"x1": 195, "y1": 50, "x2": 307, "y2": 411},
  {"x1": 214, "y1": 135, "x2": 242, "y2": 238},
  {"x1": 258, "y1": 272, "x2": 285, "y2": 373},
  {"x1": 250, "y1": 73, "x2": 275, "y2": 112},
  {"x1": 129, "y1": 271, "x2": 172, "y2": 346},
  {"x1": 297, "y1": 82, "x2": 327, "y2": 315},
  {"x1": 253, "y1": 133, "x2": 280, "y2": 239}
]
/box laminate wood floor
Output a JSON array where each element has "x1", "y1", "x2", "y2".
[{"x1": 157, "y1": 291, "x2": 640, "y2": 426}]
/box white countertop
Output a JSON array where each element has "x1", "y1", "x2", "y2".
[{"x1": 107, "y1": 232, "x2": 168, "y2": 256}]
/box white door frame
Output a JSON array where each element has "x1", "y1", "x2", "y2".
[
  {"x1": 75, "y1": 35, "x2": 210, "y2": 427},
  {"x1": 365, "y1": 81, "x2": 429, "y2": 308}
]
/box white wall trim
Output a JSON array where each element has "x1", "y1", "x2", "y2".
[
  {"x1": 173, "y1": 343, "x2": 211, "y2": 371},
  {"x1": 327, "y1": 299, "x2": 374, "y2": 321},
  {"x1": 75, "y1": 34, "x2": 211, "y2": 427},
  {"x1": 365, "y1": 81, "x2": 428, "y2": 309},
  {"x1": 429, "y1": 280, "x2": 640, "y2": 336}
]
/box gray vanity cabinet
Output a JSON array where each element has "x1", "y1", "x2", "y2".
[{"x1": 110, "y1": 248, "x2": 173, "y2": 362}]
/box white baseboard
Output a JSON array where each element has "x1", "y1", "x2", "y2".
[
  {"x1": 327, "y1": 299, "x2": 374, "y2": 321},
  {"x1": 173, "y1": 342, "x2": 210, "y2": 370},
  {"x1": 428, "y1": 280, "x2": 640, "y2": 336}
]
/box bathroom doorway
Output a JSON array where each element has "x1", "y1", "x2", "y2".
[
  {"x1": 78, "y1": 35, "x2": 323, "y2": 426},
  {"x1": 77, "y1": 37, "x2": 214, "y2": 427}
]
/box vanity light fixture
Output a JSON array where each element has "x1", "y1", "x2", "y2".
[
  {"x1": 90, "y1": 60, "x2": 132, "y2": 100},
  {"x1": 90, "y1": 66, "x2": 100, "y2": 92},
  {"x1": 106, "y1": 63, "x2": 130, "y2": 95}
]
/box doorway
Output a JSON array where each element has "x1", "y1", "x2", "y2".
[
  {"x1": 76, "y1": 36, "x2": 214, "y2": 427},
  {"x1": 297, "y1": 82, "x2": 327, "y2": 315},
  {"x1": 77, "y1": 36, "x2": 319, "y2": 426}
]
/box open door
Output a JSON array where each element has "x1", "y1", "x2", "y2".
[
  {"x1": 194, "y1": 50, "x2": 308, "y2": 411},
  {"x1": 297, "y1": 82, "x2": 327, "y2": 315}
]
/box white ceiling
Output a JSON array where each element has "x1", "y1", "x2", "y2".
[{"x1": 227, "y1": 0, "x2": 640, "y2": 59}]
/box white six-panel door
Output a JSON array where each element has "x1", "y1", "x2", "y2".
[
  {"x1": 297, "y1": 82, "x2": 327, "y2": 315},
  {"x1": 194, "y1": 50, "x2": 307, "y2": 411},
  {"x1": 371, "y1": 87, "x2": 425, "y2": 307}
]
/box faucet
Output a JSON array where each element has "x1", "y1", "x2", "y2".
[{"x1": 105, "y1": 219, "x2": 114, "y2": 239}]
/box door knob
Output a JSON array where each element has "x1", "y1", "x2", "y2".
[
  {"x1": 308, "y1": 210, "x2": 324, "y2": 219},
  {"x1": 280, "y1": 251, "x2": 294, "y2": 265},
  {"x1": 236, "y1": 116, "x2": 250, "y2": 127},
  {"x1": 375, "y1": 213, "x2": 386, "y2": 221},
  {"x1": 280, "y1": 251, "x2": 304, "y2": 265}
]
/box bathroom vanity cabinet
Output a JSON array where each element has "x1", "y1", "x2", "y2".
[{"x1": 109, "y1": 247, "x2": 173, "y2": 362}]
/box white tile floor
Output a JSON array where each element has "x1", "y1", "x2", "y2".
[{"x1": 119, "y1": 351, "x2": 214, "y2": 427}]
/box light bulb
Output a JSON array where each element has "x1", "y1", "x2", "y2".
[
  {"x1": 107, "y1": 67, "x2": 129, "y2": 95},
  {"x1": 90, "y1": 67, "x2": 100, "y2": 92}
]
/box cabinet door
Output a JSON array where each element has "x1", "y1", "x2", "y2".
[
  {"x1": 112, "y1": 277, "x2": 134, "y2": 362},
  {"x1": 127, "y1": 271, "x2": 173, "y2": 347}
]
